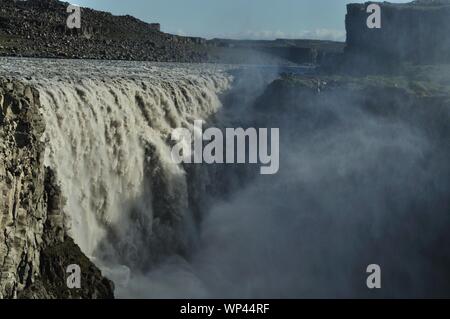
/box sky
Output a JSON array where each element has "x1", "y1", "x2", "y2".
[{"x1": 74, "y1": 0, "x2": 410, "y2": 41}]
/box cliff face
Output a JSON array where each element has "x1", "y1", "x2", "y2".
[
  {"x1": 346, "y1": 1, "x2": 450, "y2": 64},
  {"x1": 0, "y1": 79, "x2": 114, "y2": 299}
]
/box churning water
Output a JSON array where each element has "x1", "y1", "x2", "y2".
[{"x1": 2, "y1": 57, "x2": 449, "y2": 298}]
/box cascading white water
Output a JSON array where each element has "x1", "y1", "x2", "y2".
[
  {"x1": 40, "y1": 73, "x2": 231, "y2": 255},
  {"x1": 4, "y1": 58, "x2": 448, "y2": 298},
  {"x1": 0, "y1": 58, "x2": 233, "y2": 295}
]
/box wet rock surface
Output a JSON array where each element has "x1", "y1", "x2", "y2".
[{"x1": 0, "y1": 78, "x2": 114, "y2": 299}]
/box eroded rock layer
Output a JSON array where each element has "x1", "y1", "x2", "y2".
[{"x1": 0, "y1": 78, "x2": 113, "y2": 299}]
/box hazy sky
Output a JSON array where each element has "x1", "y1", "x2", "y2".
[{"x1": 74, "y1": 0, "x2": 410, "y2": 41}]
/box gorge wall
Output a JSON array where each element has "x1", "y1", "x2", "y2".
[
  {"x1": 346, "y1": 1, "x2": 450, "y2": 64},
  {"x1": 0, "y1": 78, "x2": 114, "y2": 298},
  {"x1": 1, "y1": 57, "x2": 450, "y2": 298}
]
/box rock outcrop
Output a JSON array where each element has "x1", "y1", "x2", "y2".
[
  {"x1": 0, "y1": 0, "x2": 207, "y2": 62},
  {"x1": 0, "y1": 79, "x2": 114, "y2": 299},
  {"x1": 0, "y1": 0, "x2": 345, "y2": 65},
  {"x1": 346, "y1": 1, "x2": 450, "y2": 64}
]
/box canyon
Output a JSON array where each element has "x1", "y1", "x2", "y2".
[
  {"x1": 1, "y1": 0, "x2": 450, "y2": 299},
  {"x1": 1, "y1": 58, "x2": 450, "y2": 298}
]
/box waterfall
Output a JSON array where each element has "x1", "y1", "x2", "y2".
[
  {"x1": 5, "y1": 58, "x2": 448, "y2": 298},
  {"x1": 19, "y1": 60, "x2": 233, "y2": 294}
]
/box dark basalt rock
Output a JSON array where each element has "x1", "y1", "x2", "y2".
[
  {"x1": 18, "y1": 237, "x2": 115, "y2": 299},
  {"x1": 0, "y1": 0, "x2": 208, "y2": 62},
  {"x1": 0, "y1": 79, "x2": 114, "y2": 299},
  {"x1": 345, "y1": 1, "x2": 450, "y2": 65}
]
